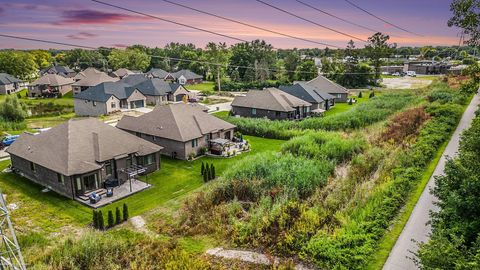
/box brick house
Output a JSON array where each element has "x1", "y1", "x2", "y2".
[{"x1": 0, "y1": 73, "x2": 23, "y2": 95}]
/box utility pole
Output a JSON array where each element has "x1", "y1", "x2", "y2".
[
  {"x1": 217, "y1": 68, "x2": 221, "y2": 92},
  {"x1": 0, "y1": 192, "x2": 26, "y2": 270}
]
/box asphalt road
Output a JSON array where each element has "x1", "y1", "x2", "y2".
[{"x1": 383, "y1": 92, "x2": 480, "y2": 270}]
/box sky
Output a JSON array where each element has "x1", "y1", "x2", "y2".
[{"x1": 0, "y1": 0, "x2": 462, "y2": 50}]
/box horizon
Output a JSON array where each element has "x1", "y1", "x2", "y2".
[{"x1": 0, "y1": 0, "x2": 462, "y2": 50}]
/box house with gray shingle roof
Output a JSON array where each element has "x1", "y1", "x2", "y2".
[
  {"x1": 74, "y1": 81, "x2": 147, "y2": 116},
  {"x1": 279, "y1": 82, "x2": 335, "y2": 113},
  {"x1": 28, "y1": 74, "x2": 74, "y2": 97},
  {"x1": 305, "y1": 75, "x2": 350, "y2": 103},
  {"x1": 0, "y1": 73, "x2": 23, "y2": 95},
  {"x1": 7, "y1": 118, "x2": 163, "y2": 200},
  {"x1": 117, "y1": 103, "x2": 236, "y2": 160},
  {"x1": 231, "y1": 87, "x2": 312, "y2": 120},
  {"x1": 72, "y1": 68, "x2": 118, "y2": 94},
  {"x1": 146, "y1": 68, "x2": 203, "y2": 85},
  {"x1": 40, "y1": 65, "x2": 76, "y2": 78},
  {"x1": 111, "y1": 68, "x2": 135, "y2": 79},
  {"x1": 131, "y1": 78, "x2": 190, "y2": 105}
]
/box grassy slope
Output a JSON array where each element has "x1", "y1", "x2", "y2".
[
  {"x1": 0, "y1": 136, "x2": 284, "y2": 228},
  {"x1": 366, "y1": 94, "x2": 474, "y2": 269}
]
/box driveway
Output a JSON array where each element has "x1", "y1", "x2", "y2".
[{"x1": 383, "y1": 92, "x2": 480, "y2": 270}]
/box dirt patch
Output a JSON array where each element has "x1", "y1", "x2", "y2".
[{"x1": 382, "y1": 77, "x2": 434, "y2": 89}]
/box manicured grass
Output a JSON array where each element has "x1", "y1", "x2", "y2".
[
  {"x1": 185, "y1": 81, "x2": 216, "y2": 92},
  {"x1": 323, "y1": 92, "x2": 372, "y2": 117},
  {"x1": 212, "y1": 111, "x2": 229, "y2": 119},
  {"x1": 25, "y1": 113, "x2": 77, "y2": 129},
  {"x1": 0, "y1": 136, "x2": 284, "y2": 229}
]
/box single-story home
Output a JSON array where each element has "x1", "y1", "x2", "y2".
[
  {"x1": 0, "y1": 73, "x2": 23, "y2": 95},
  {"x1": 28, "y1": 74, "x2": 74, "y2": 97},
  {"x1": 146, "y1": 68, "x2": 203, "y2": 85},
  {"x1": 305, "y1": 75, "x2": 349, "y2": 103},
  {"x1": 403, "y1": 60, "x2": 451, "y2": 75},
  {"x1": 111, "y1": 68, "x2": 136, "y2": 79},
  {"x1": 40, "y1": 65, "x2": 76, "y2": 78},
  {"x1": 72, "y1": 68, "x2": 118, "y2": 94},
  {"x1": 7, "y1": 118, "x2": 163, "y2": 199},
  {"x1": 279, "y1": 82, "x2": 335, "y2": 113},
  {"x1": 132, "y1": 78, "x2": 190, "y2": 105},
  {"x1": 74, "y1": 81, "x2": 147, "y2": 116},
  {"x1": 231, "y1": 87, "x2": 312, "y2": 120},
  {"x1": 117, "y1": 103, "x2": 236, "y2": 160},
  {"x1": 146, "y1": 68, "x2": 174, "y2": 80}
]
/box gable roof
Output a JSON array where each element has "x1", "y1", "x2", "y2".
[
  {"x1": 173, "y1": 69, "x2": 202, "y2": 80},
  {"x1": 40, "y1": 65, "x2": 74, "y2": 75},
  {"x1": 117, "y1": 103, "x2": 236, "y2": 142},
  {"x1": 0, "y1": 73, "x2": 22, "y2": 85},
  {"x1": 130, "y1": 78, "x2": 176, "y2": 96},
  {"x1": 30, "y1": 74, "x2": 74, "y2": 87},
  {"x1": 231, "y1": 87, "x2": 312, "y2": 112},
  {"x1": 72, "y1": 68, "x2": 118, "y2": 87},
  {"x1": 74, "y1": 81, "x2": 144, "y2": 102},
  {"x1": 306, "y1": 75, "x2": 349, "y2": 94},
  {"x1": 112, "y1": 68, "x2": 135, "y2": 78},
  {"x1": 279, "y1": 82, "x2": 334, "y2": 103},
  {"x1": 6, "y1": 118, "x2": 162, "y2": 176},
  {"x1": 146, "y1": 68, "x2": 170, "y2": 79},
  {"x1": 120, "y1": 74, "x2": 149, "y2": 86}
]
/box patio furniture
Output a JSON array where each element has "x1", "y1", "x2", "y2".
[
  {"x1": 106, "y1": 188, "x2": 113, "y2": 197},
  {"x1": 104, "y1": 178, "x2": 119, "y2": 188},
  {"x1": 89, "y1": 192, "x2": 102, "y2": 204}
]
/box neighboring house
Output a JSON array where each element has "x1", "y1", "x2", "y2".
[
  {"x1": 117, "y1": 103, "x2": 236, "y2": 160},
  {"x1": 306, "y1": 75, "x2": 349, "y2": 103},
  {"x1": 146, "y1": 68, "x2": 203, "y2": 85},
  {"x1": 119, "y1": 74, "x2": 149, "y2": 86},
  {"x1": 28, "y1": 74, "x2": 74, "y2": 97},
  {"x1": 279, "y1": 82, "x2": 335, "y2": 113},
  {"x1": 403, "y1": 60, "x2": 451, "y2": 75},
  {"x1": 172, "y1": 69, "x2": 203, "y2": 85},
  {"x1": 111, "y1": 68, "x2": 135, "y2": 79},
  {"x1": 39, "y1": 65, "x2": 76, "y2": 78},
  {"x1": 231, "y1": 87, "x2": 312, "y2": 120},
  {"x1": 0, "y1": 73, "x2": 23, "y2": 95},
  {"x1": 72, "y1": 68, "x2": 118, "y2": 94},
  {"x1": 380, "y1": 65, "x2": 404, "y2": 74},
  {"x1": 74, "y1": 81, "x2": 147, "y2": 116},
  {"x1": 132, "y1": 78, "x2": 190, "y2": 105},
  {"x1": 7, "y1": 118, "x2": 162, "y2": 200}
]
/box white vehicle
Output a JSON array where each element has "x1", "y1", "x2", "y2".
[{"x1": 406, "y1": 71, "x2": 416, "y2": 77}]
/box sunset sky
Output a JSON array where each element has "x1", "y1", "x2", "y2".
[{"x1": 0, "y1": 0, "x2": 461, "y2": 49}]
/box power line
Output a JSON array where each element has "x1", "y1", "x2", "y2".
[
  {"x1": 294, "y1": 0, "x2": 382, "y2": 35},
  {"x1": 159, "y1": 0, "x2": 339, "y2": 48},
  {"x1": 343, "y1": 0, "x2": 423, "y2": 37},
  {"x1": 254, "y1": 0, "x2": 367, "y2": 42},
  {"x1": 91, "y1": 0, "x2": 248, "y2": 43},
  {"x1": 0, "y1": 34, "x2": 381, "y2": 75}
]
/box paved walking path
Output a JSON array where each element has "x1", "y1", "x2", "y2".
[{"x1": 383, "y1": 93, "x2": 480, "y2": 270}]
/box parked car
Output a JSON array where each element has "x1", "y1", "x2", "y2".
[
  {"x1": 406, "y1": 71, "x2": 417, "y2": 77},
  {"x1": 1, "y1": 135, "x2": 19, "y2": 146}
]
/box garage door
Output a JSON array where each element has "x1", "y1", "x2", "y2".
[{"x1": 130, "y1": 100, "x2": 144, "y2": 108}]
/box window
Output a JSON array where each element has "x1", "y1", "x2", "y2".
[
  {"x1": 111, "y1": 102, "x2": 116, "y2": 109},
  {"x1": 135, "y1": 132, "x2": 142, "y2": 137},
  {"x1": 251, "y1": 108, "x2": 257, "y2": 115},
  {"x1": 153, "y1": 136, "x2": 156, "y2": 141},
  {"x1": 93, "y1": 101, "x2": 97, "y2": 106},
  {"x1": 76, "y1": 177, "x2": 82, "y2": 191},
  {"x1": 105, "y1": 161, "x2": 112, "y2": 175},
  {"x1": 145, "y1": 154, "x2": 155, "y2": 165},
  {"x1": 30, "y1": 162, "x2": 36, "y2": 172},
  {"x1": 275, "y1": 111, "x2": 281, "y2": 117},
  {"x1": 191, "y1": 139, "x2": 198, "y2": 148},
  {"x1": 337, "y1": 94, "x2": 342, "y2": 98},
  {"x1": 305, "y1": 107, "x2": 310, "y2": 113},
  {"x1": 57, "y1": 173, "x2": 65, "y2": 184},
  {"x1": 206, "y1": 134, "x2": 211, "y2": 143},
  {"x1": 126, "y1": 156, "x2": 132, "y2": 167}
]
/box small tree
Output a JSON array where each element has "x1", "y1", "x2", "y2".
[
  {"x1": 211, "y1": 164, "x2": 216, "y2": 179},
  {"x1": 358, "y1": 91, "x2": 363, "y2": 98},
  {"x1": 115, "y1": 207, "x2": 121, "y2": 225},
  {"x1": 98, "y1": 210, "x2": 105, "y2": 230},
  {"x1": 123, "y1": 203, "x2": 129, "y2": 221},
  {"x1": 203, "y1": 170, "x2": 208, "y2": 182},
  {"x1": 369, "y1": 91, "x2": 375, "y2": 98},
  {"x1": 92, "y1": 210, "x2": 98, "y2": 229},
  {"x1": 201, "y1": 162, "x2": 205, "y2": 176},
  {"x1": 204, "y1": 165, "x2": 210, "y2": 182},
  {"x1": 108, "y1": 210, "x2": 114, "y2": 228},
  {"x1": 348, "y1": 99, "x2": 353, "y2": 105}
]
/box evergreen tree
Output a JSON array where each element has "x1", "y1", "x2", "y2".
[
  {"x1": 98, "y1": 210, "x2": 105, "y2": 230},
  {"x1": 348, "y1": 98, "x2": 353, "y2": 105},
  {"x1": 369, "y1": 91, "x2": 375, "y2": 98},
  {"x1": 92, "y1": 210, "x2": 98, "y2": 229},
  {"x1": 123, "y1": 203, "x2": 129, "y2": 221},
  {"x1": 108, "y1": 210, "x2": 114, "y2": 228},
  {"x1": 203, "y1": 170, "x2": 208, "y2": 182},
  {"x1": 358, "y1": 91, "x2": 363, "y2": 98},
  {"x1": 210, "y1": 164, "x2": 215, "y2": 180},
  {"x1": 115, "y1": 207, "x2": 121, "y2": 225},
  {"x1": 201, "y1": 162, "x2": 205, "y2": 176},
  {"x1": 211, "y1": 164, "x2": 216, "y2": 179}
]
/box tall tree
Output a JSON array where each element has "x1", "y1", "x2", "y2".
[
  {"x1": 295, "y1": 60, "x2": 317, "y2": 81},
  {"x1": 0, "y1": 51, "x2": 38, "y2": 80},
  {"x1": 449, "y1": 0, "x2": 480, "y2": 46},
  {"x1": 204, "y1": 42, "x2": 229, "y2": 91},
  {"x1": 365, "y1": 32, "x2": 396, "y2": 81},
  {"x1": 30, "y1": 50, "x2": 53, "y2": 70},
  {"x1": 63, "y1": 49, "x2": 106, "y2": 70},
  {"x1": 283, "y1": 51, "x2": 300, "y2": 81},
  {"x1": 108, "y1": 48, "x2": 151, "y2": 71}
]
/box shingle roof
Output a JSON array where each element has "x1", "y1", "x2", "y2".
[
  {"x1": 74, "y1": 81, "x2": 140, "y2": 102},
  {"x1": 0, "y1": 73, "x2": 22, "y2": 85},
  {"x1": 120, "y1": 74, "x2": 149, "y2": 86},
  {"x1": 30, "y1": 74, "x2": 74, "y2": 87},
  {"x1": 7, "y1": 118, "x2": 162, "y2": 176},
  {"x1": 279, "y1": 82, "x2": 334, "y2": 103},
  {"x1": 173, "y1": 69, "x2": 202, "y2": 80},
  {"x1": 40, "y1": 65, "x2": 74, "y2": 75},
  {"x1": 306, "y1": 75, "x2": 349, "y2": 94},
  {"x1": 146, "y1": 68, "x2": 170, "y2": 79},
  {"x1": 117, "y1": 103, "x2": 236, "y2": 142},
  {"x1": 72, "y1": 68, "x2": 117, "y2": 87},
  {"x1": 130, "y1": 78, "x2": 175, "y2": 96},
  {"x1": 231, "y1": 87, "x2": 312, "y2": 112},
  {"x1": 112, "y1": 68, "x2": 135, "y2": 78}
]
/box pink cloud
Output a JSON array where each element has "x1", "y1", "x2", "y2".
[
  {"x1": 66, "y1": 32, "x2": 98, "y2": 40},
  {"x1": 55, "y1": 9, "x2": 151, "y2": 25}
]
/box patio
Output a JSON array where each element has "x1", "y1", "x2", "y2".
[
  {"x1": 75, "y1": 178, "x2": 151, "y2": 208},
  {"x1": 208, "y1": 138, "x2": 250, "y2": 158}
]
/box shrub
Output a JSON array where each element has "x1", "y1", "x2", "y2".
[
  {"x1": 358, "y1": 91, "x2": 363, "y2": 98},
  {"x1": 108, "y1": 210, "x2": 114, "y2": 228},
  {"x1": 122, "y1": 204, "x2": 129, "y2": 221},
  {"x1": 0, "y1": 95, "x2": 28, "y2": 122},
  {"x1": 98, "y1": 211, "x2": 104, "y2": 230},
  {"x1": 200, "y1": 162, "x2": 205, "y2": 176},
  {"x1": 381, "y1": 106, "x2": 430, "y2": 144},
  {"x1": 92, "y1": 210, "x2": 98, "y2": 229},
  {"x1": 115, "y1": 207, "x2": 121, "y2": 225}
]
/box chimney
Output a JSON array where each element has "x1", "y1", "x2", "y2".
[{"x1": 92, "y1": 132, "x2": 100, "y2": 161}]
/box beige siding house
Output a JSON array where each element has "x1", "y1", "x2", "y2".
[
  {"x1": 29, "y1": 74, "x2": 74, "y2": 97},
  {"x1": 72, "y1": 68, "x2": 118, "y2": 94},
  {"x1": 0, "y1": 73, "x2": 23, "y2": 95}
]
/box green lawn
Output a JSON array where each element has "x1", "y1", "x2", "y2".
[
  {"x1": 185, "y1": 81, "x2": 216, "y2": 92},
  {"x1": 324, "y1": 92, "x2": 372, "y2": 116},
  {"x1": 0, "y1": 136, "x2": 284, "y2": 229}
]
